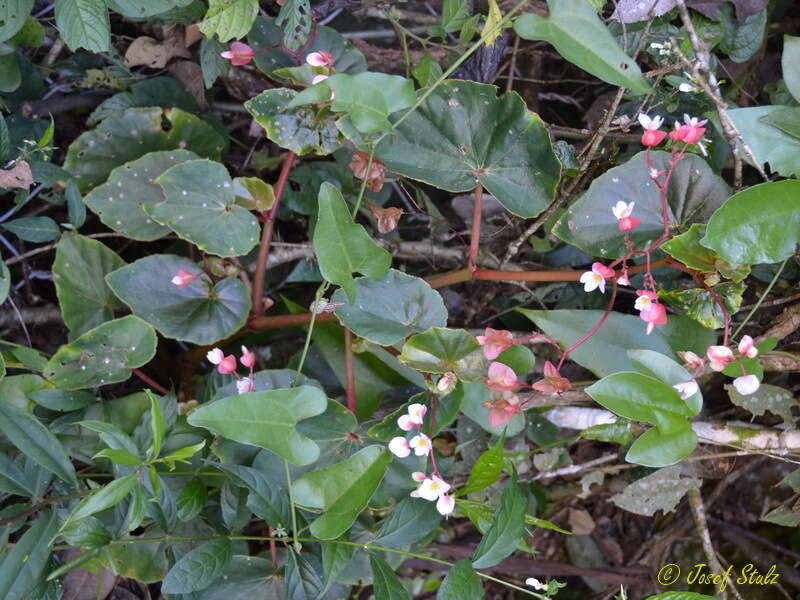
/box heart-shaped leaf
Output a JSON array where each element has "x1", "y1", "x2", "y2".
[
  {"x1": 369, "y1": 80, "x2": 561, "y2": 218},
  {"x1": 553, "y1": 151, "x2": 729, "y2": 258},
  {"x1": 148, "y1": 159, "x2": 260, "y2": 257},
  {"x1": 514, "y1": 0, "x2": 652, "y2": 94},
  {"x1": 64, "y1": 107, "x2": 226, "y2": 191},
  {"x1": 245, "y1": 88, "x2": 343, "y2": 156},
  {"x1": 660, "y1": 281, "x2": 745, "y2": 330},
  {"x1": 701, "y1": 179, "x2": 800, "y2": 264},
  {"x1": 399, "y1": 327, "x2": 485, "y2": 380},
  {"x1": 728, "y1": 106, "x2": 800, "y2": 177},
  {"x1": 83, "y1": 150, "x2": 198, "y2": 241},
  {"x1": 625, "y1": 423, "x2": 697, "y2": 467},
  {"x1": 627, "y1": 349, "x2": 702, "y2": 416},
  {"x1": 53, "y1": 233, "x2": 126, "y2": 338},
  {"x1": 293, "y1": 445, "x2": 391, "y2": 539},
  {"x1": 313, "y1": 182, "x2": 391, "y2": 301},
  {"x1": 106, "y1": 254, "x2": 251, "y2": 345},
  {"x1": 332, "y1": 269, "x2": 447, "y2": 345},
  {"x1": 43, "y1": 315, "x2": 157, "y2": 390},
  {"x1": 661, "y1": 224, "x2": 749, "y2": 282},
  {"x1": 187, "y1": 386, "x2": 328, "y2": 465}
]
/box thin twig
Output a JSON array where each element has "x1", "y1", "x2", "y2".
[{"x1": 468, "y1": 182, "x2": 483, "y2": 273}]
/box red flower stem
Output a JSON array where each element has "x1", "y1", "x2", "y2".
[
  {"x1": 250, "y1": 152, "x2": 296, "y2": 317},
  {"x1": 132, "y1": 368, "x2": 169, "y2": 395},
  {"x1": 556, "y1": 281, "x2": 618, "y2": 372},
  {"x1": 705, "y1": 284, "x2": 731, "y2": 346},
  {"x1": 468, "y1": 182, "x2": 483, "y2": 273},
  {"x1": 344, "y1": 328, "x2": 357, "y2": 413}
]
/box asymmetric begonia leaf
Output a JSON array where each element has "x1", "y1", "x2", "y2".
[
  {"x1": 626, "y1": 423, "x2": 698, "y2": 467},
  {"x1": 661, "y1": 224, "x2": 749, "y2": 282},
  {"x1": 399, "y1": 327, "x2": 485, "y2": 380},
  {"x1": 728, "y1": 106, "x2": 800, "y2": 177},
  {"x1": 627, "y1": 349, "x2": 702, "y2": 416},
  {"x1": 106, "y1": 254, "x2": 251, "y2": 345}
]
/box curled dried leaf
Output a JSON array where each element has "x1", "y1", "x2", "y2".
[
  {"x1": 349, "y1": 150, "x2": 386, "y2": 192},
  {"x1": 0, "y1": 161, "x2": 34, "y2": 189},
  {"x1": 368, "y1": 202, "x2": 403, "y2": 234}
]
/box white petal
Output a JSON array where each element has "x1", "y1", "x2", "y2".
[
  {"x1": 436, "y1": 494, "x2": 455, "y2": 515},
  {"x1": 733, "y1": 374, "x2": 759, "y2": 395},
  {"x1": 388, "y1": 437, "x2": 411, "y2": 458}
]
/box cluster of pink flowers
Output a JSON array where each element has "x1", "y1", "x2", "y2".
[
  {"x1": 220, "y1": 40, "x2": 334, "y2": 87},
  {"x1": 206, "y1": 346, "x2": 256, "y2": 394},
  {"x1": 387, "y1": 404, "x2": 454, "y2": 516},
  {"x1": 674, "y1": 335, "x2": 761, "y2": 399},
  {"x1": 638, "y1": 113, "x2": 707, "y2": 149}
]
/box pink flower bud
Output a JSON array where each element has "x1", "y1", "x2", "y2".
[
  {"x1": 618, "y1": 216, "x2": 640, "y2": 231},
  {"x1": 737, "y1": 335, "x2": 758, "y2": 358},
  {"x1": 641, "y1": 129, "x2": 667, "y2": 147},
  {"x1": 706, "y1": 345, "x2": 734, "y2": 371},
  {"x1": 388, "y1": 436, "x2": 411, "y2": 458},
  {"x1": 206, "y1": 348, "x2": 224, "y2": 365},
  {"x1": 217, "y1": 354, "x2": 237, "y2": 375},
  {"x1": 171, "y1": 270, "x2": 199, "y2": 289},
  {"x1": 436, "y1": 494, "x2": 455, "y2": 516},
  {"x1": 485, "y1": 362, "x2": 519, "y2": 392},
  {"x1": 221, "y1": 41, "x2": 255, "y2": 66},
  {"x1": 240, "y1": 345, "x2": 256, "y2": 368},
  {"x1": 476, "y1": 327, "x2": 514, "y2": 360},
  {"x1": 306, "y1": 51, "x2": 334, "y2": 68}
]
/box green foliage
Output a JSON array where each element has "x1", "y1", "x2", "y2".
[
  {"x1": 471, "y1": 478, "x2": 526, "y2": 568},
  {"x1": 161, "y1": 538, "x2": 233, "y2": 594},
  {"x1": 199, "y1": 0, "x2": 259, "y2": 42},
  {"x1": 728, "y1": 106, "x2": 800, "y2": 177},
  {"x1": 400, "y1": 327, "x2": 484, "y2": 380},
  {"x1": 0, "y1": 510, "x2": 59, "y2": 600},
  {"x1": 276, "y1": 0, "x2": 311, "y2": 51},
  {"x1": 0, "y1": 0, "x2": 33, "y2": 43},
  {"x1": 54, "y1": 0, "x2": 110, "y2": 52},
  {"x1": 437, "y1": 559, "x2": 484, "y2": 599}
]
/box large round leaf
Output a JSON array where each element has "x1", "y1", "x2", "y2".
[
  {"x1": 332, "y1": 269, "x2": 447, "y2": 345},
  {"x1": 106, "y1": 254, "x2": 251, "y2": 345},
  {"x1": 701, "y1": 179, "x2": 800, "y2": 264},
  {"x1": 43, "y1": 316, "x2": 157, "y2": 390},
  {"x1": 83, "y1": 150, "x2": 198, "y2": 241},
  {"x1": 63, "y1": 107, "x2": 226, "y2": 191},
  {"x1": 372, "y1": 80, "x2": 561, "y2": 218},
  {"x1": 553, "y1": 151, "x2": 729, "y2": 258},
  {"x1": 399, "y1": 327, "x2": 485, "y2": 381},
  {"x1": 728, "y1": 106, "x2": 800, "y2": 178},
  {"x1": 148, "y1": 159, "x2": 260, "y2": 257},
  {"x1": 187, "y1": 386, "x2": 328, "y2": 465}
]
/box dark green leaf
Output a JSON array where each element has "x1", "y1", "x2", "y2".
[
  {"x1": 626, "y1": 423, "x2": 697, "y2": 467},
  {"x1": 0, "y1": 0, "x2": 33, "y2": 43},
  {"x1": 372, "y1": 497, "x2": 443, "y2": 549},
  {"x1": 176, "y1": 479, "x2": 207, "y2": 522},
  {"x1": 275, "y1": 0, "x2": 311, "y2": 50},
  {"x1": 728, "y1": 106, "x2": 800, "y2": 177},
  {"x1": 64, "y1": 180, "x2": 86, "y2": 228},
  {"x1": 200, "y1": 36, "x2": 229, "y2": 88},
  {"x1": 399, "y1": 327, "x2": 484, "y2": 380},
  {"x1": 2, "y1": 216, "x2": 59, "y2": 242},
  {"x1": 67, "y1": 473, "x2": 138, "y2": 522},
  {"x1": 285, "y1": 550, "x2": 324, "y2": 600},
  {"x1": 471, "y1": 479, "x2": 526, "y2": 569},
  {"x1": 783, "y1": 34, "x2": 800, "y2": 103},
  {"x1": 0, "y1": 510, "x2": 59, "y2": 600},
  {"x1": 214, "y1": 462, "x2": 290, "y2": 526},
  {"x1": 54, "y1": 0, "x2": 109, "y2": 52},
  {"x1": 0, "y1": 452, "x2": 34, "y2": 496},
  {"x1": 29, "y1": 389, "x2": 94, "y2": 411},
  {"x1": 161, "y1": 538, "x2": 233, "y2": 594},
  {"x1": 437, "y1": 559, "x2": 483, "y2": 600},
  {"x1": 369, "y1": 553, "x2": 410, "y2": 600}
]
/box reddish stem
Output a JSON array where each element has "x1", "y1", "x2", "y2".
[
  {"x1": 344, "y1": 328, "x2": 357, "y2": 414},
  {"x1": 132, "y1": 368, "x2": 169, "y2": 395},
  {"x1": 468, "y1": 182, "x2": 483, "y2": 273},
  {"x1": 705, "y1": 284, "x2": 731, "y2": 346},
  {"x1": 556, "y1": 282, "x2": 618, "y2": 371},
  {"x1": 250, "y1": 152, "x2": 296, "y2": 317}
]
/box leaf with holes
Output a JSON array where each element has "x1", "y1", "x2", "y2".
[
  {"x1": 245, "y1": 88, "x2": 343, "y2": 156},
  {"x1": 52, "y1": 233, "x2": 126, "y2": 339},
  {"x1": 367, "y1": 80, "x2": 560, "y2": 218},
  {"x1": 83, "y1": 150, "x2": 198, "y2": 241},
  {"x1": 63, "y1": 107, "x2": 226, "y2": 191},
  {"x1": 106, "y1": 254, "x2": 251, "y2": 345},
  {"x1": 147, "y1": 159, "x2": 260, "y2": 257},
  {"x1": 43, "y1": 315, "x2": 157, "y2": 390},
  {"x1": 275, "y1": 0, "x2": 310, "y2": 50},
  {"x1": 553, "y1": 151, "x2": 729, "y2": 258}
]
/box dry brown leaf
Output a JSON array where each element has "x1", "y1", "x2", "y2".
[
  {"x1": 368, "y1": 202, "x2": 404, "y2": 234},
  {"x1": 568, "y1": 508, "x2": 596, "y2": 535},
  {"x1": 168, "y1": 60, "x2": 207, "y2": 109},
  {"x1": 349, "y1": 151, "x2": 386, "y2": 193},
  {"x1": 184, "y1": 23, "x2": 203, "y2": 48},
  {"x1": 124, "y1": 34, "x2": 190, "y2": 69},
  {"x1": 0, "y1": 161, "x2": 34, "y2": 189}
]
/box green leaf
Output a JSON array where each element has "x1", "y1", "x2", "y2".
[
  {"x1": 627, "y1": 349, "x2": 702, "y2": 416},
  {"x1": 0, "y1": 49, "x2": 20, "y2": 93},
  {"x1": 760, "y1": 106, "x2": 800, "y2": 138},
  {"x1": 276, "y1": 0, "x2": 311, "y2": 50},
  {"x1": 29, "y1": 389, "x2": 93, "y2": 412},
  {"x1": 783, "y1": 35, "x2": 800, "y2": 103},
  {"x1": 158, "y1": 440, "x2": 205, "y2": 469},
  {"x1": 64, "y1": 180, "x2": 86, "y2": 227},
  {"x1": 106, "y1": 536, "x2": 168, "y2": 583},
  {"x1": 161, "y1": 538, "x2": 233, "y2": 594},
  {"x1": 105, "y1": 0, "x2": 195, "y2": 18},
  {"x1": 412, "y1": 53, "x2": 443, "y2": 88},
  {"x1": 245, "y1": 88, "x2": 342, "y2": 156},
  {"x1": 369, "y1": 80, "x2": 560, "y2": 218},
  {"x1": 726, "y1": 382, "x2": 796, "y2": 425},
  {"x1": 660, "y1": 281, "x2": 745, "y2": 330},
  {"x1": 83, "y1": 150, "x2": 197, "y2": 241},
  {"x1": 369, "y1": 554, "x2": 410, "y2": 600},
  {"x1": 728, "y1": 106, "x2": 800, "y2": 177},
  {"x1": 331, "y1": 269, "x2": 447, "y2": 345},
  {"x1": 372, "y1": 497, "x2": 443, "y2": 549},
  {"x1": 720, "y1": 5, "x2": 766, "y2": 63},
  {"x1": 67, "y1": 473, "x2": 138, "y2": 523},
  {"x1": 293, "y1": 445, "x2": 391, "y2": 539},
  {"x1": 661, "y1": 224, "x2": 749, "y2": 282},
  {"x1": 460, "y1": 439, "x2": 505, "y2": 495},
  {"x1": 0, "y1": 452, "x2": 33, "y2": 496},
  {"x1": 2, "y1": 216, "x2": 59, "y2": 242},
  {"x1": 106, "y1": 254, "x2": 251, "y2": 345},
  {"x1": 471, "y1": 478, "x2": 526, "y2": 568},
  {"x1": 399, "y1": 327, "x2": 484, "y2": 381},
  {"x1": 553, "y1": 150, "x2": 729, "y2": 258},
  {"x1": 52, "y1": 233, "x2": 126, "y2": 338},
  {"x1": 285, "y1": 550, "x2": 324, "y2": 600},
  {"x1": 146, "y1": 390, "x2": 165, "y2": 460},
  {"x1": 199, "y1": 0, "x2": 258, "y2": 42},
  {"x1": 518, "y1": 309, "x2": 716, "y2": 377},
  {"x1": 93, "y1": 448, "x2": 142, "y2": 466},
  {"x1": 148, "y1": 159, "x2": 260, "y2": 257},
  {"x1": 0, "y1": 113, "x2": 8, "y2": 162},
  {"x1": 176, "y1": 479, "x2": 207, "y2": 521},
  {"x1": 200, "y1": 36, "x2": 229, "y2": 88},
  {"x1": 63, "y1": 107, "x2": 226, "y2": 191},
  {"x1": 43, "y1": 315, "x2": 157, "y2": 390},
  {"x1": 586, "y1": 373, "x2": 693, "y2": 432},
  {"x1": 437, "y1": 559, "x2": 483, "y2": 600},
  {"x1": 626, "y1": 423, "x2": 697, "y2": 467},
  {"x1": 0, "y1": 0, "x2": 34, "y2": 43},
  {"x1": 0, "y1": 402, "x2": 77, "y2": 486},
  {"x1": 513, "y1": 0, "x2": 652, "y2": 94},
  {"x1": 214, "y1": 462, "x2": 289, "y2": 526},
  {"x1": 54, "y1": 0, "x2": 109, "y2": 52},
  {"x1": 187, "y1": 386, "x2": 327, "y2": 465},
  {"x1": 322, "y1": 543, "x2": 354, "y2": 589},
  {"x1": 0, "y1": 510, "x2": 59, "y2": 600},
  {"x1": 314, "y1": 182, "x2": 391, "y2": 301},
  {"x1": 611, "y1": 465, "x2": 700, "y2": 516},
  {"x1": 702, "y1": 179, "x2": 800, "y2": 264}
]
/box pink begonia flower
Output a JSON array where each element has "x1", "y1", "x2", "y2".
[
  {"x1": 220, "y1": 41, "x2": 255, "y2": 66},
  {"x1": 638, "y1": 113, "x2": 667, "y2": 146},
  {"x1": 617, "y1": 272, "x2": 631, "y2": 286},
  {"x1": 171, "y1": 270, "x2": 199, "y2": 289},
  {"x1": 476, "y1": 327, "x2": 514, "y2": 360},
  {"x1": 634, "y1": 289, "x2": 658, "y2": 312},
  {"x1": 236, "y1": 377, "x2": 254, "y2": 394},
  {"x1": 436, "y1": 372, "x2": 457, "y2": 395},
  {"x1": 733, "y1": 374, "x2": 759, "y2": 395},
  {"x1": 678, "y1": 350, "x2": 704, "y2": 370},
  {"x1": 436, "y1": 494, "x2": 455, "y2": 516},
  {"x1": 531, "y1": 361, "x2": 571, "y2": 395},
  {"x1": 618, "y1": 216, "x2": 640, "y2": 231},
  {"x1": 580, "y1": 262, "x2": 615, "y2": 293},
  {"x1": 485, "y1": 362, "x2": 519, "y2": 392},
  {"x1": 706, "y1": 345, "x2": 734, "y2": 371},
  {"x1": 311, "y1": 74, "x2": 329, "y2": 85},
  {"x1": 409, "y1": 433, "x2": 432, "y2": 456},
  {"x1": 411, "y1": 471, "x2": 427, "y2": 483},
  {"x1": 669, "y1": 114, "x2": 707, "y2": 145},
  {"x1": 240, "y1": 345, "x2": 256, "y2": 368},
  {"x1": 673, "y1": 380, "x2": 698, "y2": 400},
  {"x1": 216, "y1": 354, "x2": 238, "y2": 375},
  {"x1": 639, "y1": 301, "x2": 667, "y2": 335},
  {"x1": 738, "y1": 335, "x2": 758, "y2": 358},
  {"x1": 397, "y1": 403, "x2": 427, "y2": 430},
  {"x1": 206, "y1": 348, "x2": 224, "y2": 365},
  {"x1": 306, "y1": 51, "x2": 334, "y2": 68},
  {"x1": 612, "y1": 201, "x2": 634, "y2": 219},
  {"x1": 414, "y1": 475, "x2": 450, "y2": 501},
  {"x1": 388, "y1": 436, "x2": 411, "y2": 458},
  {"x1": 485, "y1": 391, "x2": 521, "y2": 428}
]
